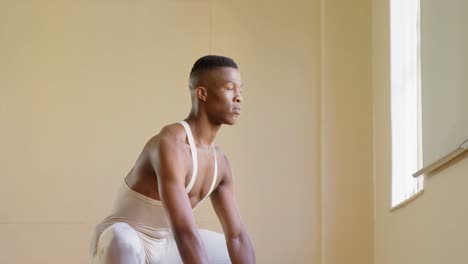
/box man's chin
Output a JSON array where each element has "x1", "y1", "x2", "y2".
[{"x1": 224, "y1": 117, "x2": 238, "y2": 126}]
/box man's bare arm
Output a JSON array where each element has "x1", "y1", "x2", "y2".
[
  {"x1": 151, "y1": 136, "x2": 209, "y2": 264},
  {"x1": 211, "y1": 153, "x2": 256, "y2": 264}
]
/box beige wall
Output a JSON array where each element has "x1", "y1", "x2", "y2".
[
  {"x1": 321, "y1": 0, "x2": 374, "y2": 264},
  {"x1": 1, "y1": 0, "x2": 324, "y2": 263},
  {"x1": 373, "y1": 0, "x2": 468, "y2": 263},
  {"x1": 1, "y1": 0, "x2": 379, "y2": 263},
  {"x1": 4, "y1": 0, "x2": 458, "y2": 263}
]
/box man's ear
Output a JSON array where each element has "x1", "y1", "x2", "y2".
[{"x1": 196, "y1": 87, "x2": 208, "y2": 101}]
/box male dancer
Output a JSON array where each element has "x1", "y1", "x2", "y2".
[{"x1": 90, "y1": 55, "x2": 256, "y2": 264}]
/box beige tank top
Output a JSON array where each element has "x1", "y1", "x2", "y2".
[{"x1": 103, "y1": 121, "x2": 218, "y2": 228}]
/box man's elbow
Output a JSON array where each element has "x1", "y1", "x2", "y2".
[
  {"x1": 227, "y1": 228, "x2": 255, "y2": 252},
  {"x1": 227, "y1": 227, "x2": 249, "y2": 242},
  {"x1": 226, "y1": 230, "x2": 256, "y2": 264},
  {"x1": 227, "y1": 231, "x2": 242, "y2": 245}
]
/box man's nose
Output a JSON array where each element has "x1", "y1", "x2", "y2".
[{"x1": 234, "y1": 91, "x2": 243, "y2": 103}]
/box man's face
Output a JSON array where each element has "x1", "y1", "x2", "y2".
[{"x1": 201, "y1": 67, "x2": 243, "y2": 125}]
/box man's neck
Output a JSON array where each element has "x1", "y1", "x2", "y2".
[{"x1": 184, "y1": 113, "x2": 220, "y2": 150}]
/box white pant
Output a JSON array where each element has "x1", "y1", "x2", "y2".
[{"x1": 91, "y1": 222, "x2": 231, "y2": 264}]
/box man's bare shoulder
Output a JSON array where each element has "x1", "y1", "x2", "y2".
[
  {"x1": 140, "y1": 123, "x2": 191, "y2": 182},
  {"x1": 147, "y1": 123, "x2": 186, "y2": 149},
  {"x1": 139, "y1": 124, "x2": 186, "y2": 167}
]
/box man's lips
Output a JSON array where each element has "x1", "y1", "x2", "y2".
[{"x1": 233, "y1": 107, "x2": 241, "y2": 115}]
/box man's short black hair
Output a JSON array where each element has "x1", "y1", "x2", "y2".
[
  {"x1": 190, "y1": 55, "x2": 238, "y2": 76},
  {"x1": 189, "y1": 55, "x2": 238, "y2": 90}
]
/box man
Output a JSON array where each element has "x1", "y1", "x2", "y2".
[{"x1": 90, "y1": 55, "x2": 256, "y2": 264}]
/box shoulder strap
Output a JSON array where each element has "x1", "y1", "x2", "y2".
[
  {"x1": 194, "y1": 144, "x2": 218, "y2": 209},
  {"x1": 178, "y1": 121, "x2": 198, "y2": 193},
  {"x1": 206, "y1": 145, "x2": 218, "y2": 197}
]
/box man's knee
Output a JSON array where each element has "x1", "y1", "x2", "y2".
[{"x1": 99, "y1": 222, "x2": 142, "y2": 254}]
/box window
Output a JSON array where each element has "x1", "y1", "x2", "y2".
[{"x1": 390, "y1": 0, "x2": 424, "y2": 208}]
